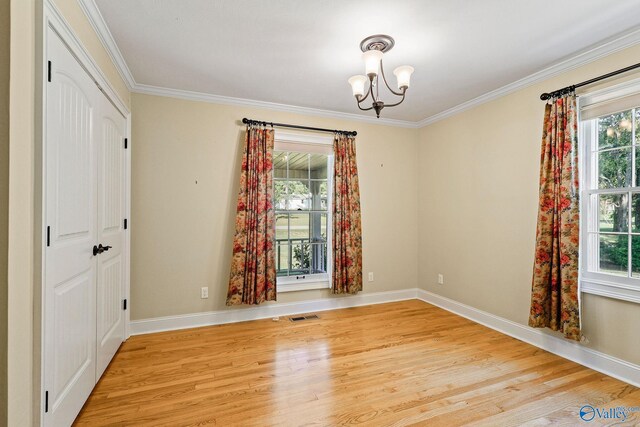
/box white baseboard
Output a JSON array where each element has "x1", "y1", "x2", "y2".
[
  {"x1": 130, "y1": 288, "x2": 419, "y2": 335},
  {"x1": 416, "y1": 289, "x2": 640, "y2": 388}
]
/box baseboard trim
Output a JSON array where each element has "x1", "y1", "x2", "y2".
[
  {"x1": 416, "y1": 289, "x2": 640, "y2": 388},
  {"x1": 130, "y1": 288, "x2": 419, "y2": 335}
]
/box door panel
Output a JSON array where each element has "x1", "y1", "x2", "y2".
[
  {"x1": 53, "y1": 274, "x2": 93, "y2": 399},
  {"x1": 44, "y1": 30, "x2": 98, "y2": 427},
  {"x1": 96, "y1": 99, "x2": 126, "y2": 378}
]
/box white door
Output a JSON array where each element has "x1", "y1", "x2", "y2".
[
  {"x1": 44, "y1": 28, "x2": 128, "y2": 426},
  {"x1": 44, "y1": 31, "x2": 98, "y2": 426},
  {"x1": 95, "y1": 97, "x2": 127, "y2": 378}
]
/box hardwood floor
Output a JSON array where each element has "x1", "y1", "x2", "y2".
[{"x1": 74, "y1": 300, "x2": 639, "y2": 426}]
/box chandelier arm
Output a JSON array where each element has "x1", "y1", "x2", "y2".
[
  {"x1": 357, "y1": 103, "x2": 374, "y2": 111},
  {"x1": 380, "y1": 60, "x2": 405, "y2": 96},
  {"x1": 359, "y1": 79, "x2": 373, "y2": 102},
  {"x1": 354, "y1": 78, "x2": 374, "y2": 108},
  {"x1": 382, "y1": 89, "x2": 407, "y2": 108}
]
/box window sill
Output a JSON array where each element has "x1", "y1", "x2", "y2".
[
  {"x1": 581, "y1": 277, "x2": 640, "y2": 304},
  {"x1": 277, "y1": 280, "x2": 331, "y2": 293}
]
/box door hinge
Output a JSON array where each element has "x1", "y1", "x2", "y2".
[
  {"x1": 124, "y1": 138, "x2": 128, "y2": 149},
  {"x1": 46, "y1": 226, "x2": 50, "y2": 247},
  {"x1": 123, "y1": 299, "x2": 127, "y2": 310},
  {"x1": 45, "y1": 390, "x2": 49, "y2": 413},
  {"x1": 124, "y1": 218, "x2": 128, "y2": 230},
  {"x1": 47, "y1": 61, "x2": 51, "y2": 82}
]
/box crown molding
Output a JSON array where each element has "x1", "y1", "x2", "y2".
[
  {"x1": 417, "y1": 25, "x2": 640, "y2": 127},
  {"x1": 79, "y1": 0, "x2": 640, "y2": 128},
  {"x1": 133, "y1": 83, "x2": 420, "y2": 128},
  {"x1": 78, "y1": 0, "x2": 136, "y2": 90}
]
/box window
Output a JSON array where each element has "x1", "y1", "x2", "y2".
[
  {"x1": 580, "y1": 80, "x2": 640, "y2": 303},
  {"x1": 273, "y1": 132, "x2": 333, "y2": 292}
]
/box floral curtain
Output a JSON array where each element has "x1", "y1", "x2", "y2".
[
  {"x1": 529, "y1": 93, "x2": 581, "y2": 340},
  {"x1": 226, "y1": 126, "x2": 277, "y2": 305},
  {"x1": 333, "y1": 134, "x2": 363, "y2": 294}
]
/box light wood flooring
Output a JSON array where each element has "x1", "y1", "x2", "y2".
[{"x1": 74, "y1": 300, "x2": 640, "y2": 426}]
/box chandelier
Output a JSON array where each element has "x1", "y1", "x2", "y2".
[{"x1": 348, "y1": 35, "x2": 414, "y2": 118}]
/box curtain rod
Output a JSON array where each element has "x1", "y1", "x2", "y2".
[
  {"x1": 540, "y1": 62, "x2": 640, "y2": 100},
  {"x1": 242, "y1": 118, "x2": 357, "y2": 136}
]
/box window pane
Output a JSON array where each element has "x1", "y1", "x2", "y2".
[
  {"x1": 310, "y1": 180, "x2": 327, "y2": 211},
  {"x1": 632, "y1": 193, "x2": 640, "y2": 233},
  {"x1": 633, "y1": 236, "x2": 640, "y2": 278},
  {"x1": 291, "y1": 242, "x2": 310, "y2": 275},
  {"x1": 275, "y1": 214, "x2": 288, "y2": 240},
  {"x1": 319, "y1": 181, "x2": 328, "y2": 210},
  {"x1": 289, "y1": 213, "x2": 310, "y2": 240},
  {"x1": 636, "y1": 108, "x2": 640, "y2": 145},
  {"x1": 274, "y1": 180, "x2": 288, "y2": 210},
  {"x1": 310, "y1": 212, "x2": 326, "y2": 243},
  {"x1": 321, "y1": 213, "x2": 327, "y2": 241},
  {"x1": 636, "y1": 147, "x2": 640, "y2": 187},
  {"x1": 276, "y1": 243, "x2": 289, "y2": 276},
  {"x1": 310, "y1": 243, "x2": 327, "y2": 274},
  {"x1": 310, "y1": 154, "x2": 328, "y2": 179},
  {"x1": 288, "y1": 180, "x2": 311, "y2": 210},
  {"x1": 598, "y1": 110, "x2": 633, "y2": 150},
  {"x1": 599, "y1": 193, "x2": 628, "y2": 232},
  {"x1": 274, "y1": 151, "x2": 288, "y2": 179},
  {"x1": 598, "y1": 147, "x2": 631, "y2": 189},
  {"x1": 599, "y1": 234, "x2": 628, "y2": 276},
  {"x1": 288, "y1": 152, "x2": 309, "y2": 179}
]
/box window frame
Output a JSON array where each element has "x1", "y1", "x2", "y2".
[
  {"x1": 579, "y1": 78, "x2": 640, "y2": 304},
  {"x1": 273, "y1": 131, "x2": 333, "y2": 293}
]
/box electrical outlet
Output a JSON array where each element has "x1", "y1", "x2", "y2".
[
  {"x1": 437, "y1": 274, "x2": 444, "y2": 285},
  {"x1": 201, "y1": 287, "x2": 209, "y2": 299},
  {"x1": 368, "y1": 272, "x2": 374, "y2": 282}
]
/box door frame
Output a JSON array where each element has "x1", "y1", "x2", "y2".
[{"x1": 40, "y1": 1, "x2": 131, "y2": 423}]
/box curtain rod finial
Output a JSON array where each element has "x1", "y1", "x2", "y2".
[{"x1": 540, "y1": 93, "x2": 550, "y2": 101}]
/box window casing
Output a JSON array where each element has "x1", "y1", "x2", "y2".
[
  {"x1": 273, "y1": 132, "x2": 333, "y2": 292},
  {"x1": 580, "y1": 78, "x2": 640, "y2": 304}
]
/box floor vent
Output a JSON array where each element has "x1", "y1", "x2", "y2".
[{"x1": 289, "y1": 314, "x2": 319, "y2": 322}]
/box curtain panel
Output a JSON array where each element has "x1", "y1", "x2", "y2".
[
  {"x1": 529, "y1": 94, "x2": 581, "y2": 340},
  {"x1": 226, "y1": 127, "x2": 277, "y2": 305},
  {"x1": 332, "y1": 134, "x2": 363, "y2": 294}
]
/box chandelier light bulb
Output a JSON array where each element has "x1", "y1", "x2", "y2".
[
  {"x1": 393, "y1": 65, "x2": 414, "y2": 89},
  {"x1": 348, "y1": 75, "x2": 367, "y2": 98},
  {"x1": 363, "y1": 50, "x2": 383, "y2": 78}
]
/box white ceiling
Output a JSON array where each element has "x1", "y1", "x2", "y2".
[{"x1": 95, "y1": 0, "x2": 640, "y2": 122}]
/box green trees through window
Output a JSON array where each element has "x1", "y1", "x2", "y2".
[{"x1": 593, "y1": 108, "x2": 640, "y2": 277}]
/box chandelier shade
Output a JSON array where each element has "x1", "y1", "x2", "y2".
[
  {"x1": 348, "y1": 75, "x2": 368, "y2": 98},
  {"x1": 393, "y1": 65, "x2": 414, "y2": 89},
  {"x1": 362, "y1": 50, "x2": 383, "y2": 77},
  {"x1": 347, "y1": 34, "x2": 414, "y2": 118}
]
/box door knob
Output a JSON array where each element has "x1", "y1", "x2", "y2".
[{"x1": 93, "y1": 244, "x2": 113, "y2": 256}]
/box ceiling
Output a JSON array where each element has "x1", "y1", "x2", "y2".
[{"x1": 94, "y1": 0, "x2": 640, "y2": 123}]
